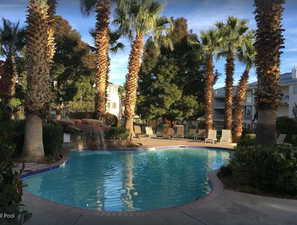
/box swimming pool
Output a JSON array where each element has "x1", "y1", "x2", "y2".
[{"x1": 23, "y1": 147, "x2": 230, "y2": 211}]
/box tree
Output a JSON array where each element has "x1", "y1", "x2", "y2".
[
  {"x1": 47, "y1": 0, "x2": 57, "y2": 66},
  {"x1": 137, "y1": 18, "x2": 204, "y2": 123},
  {"x1": 80, "y1": 0, "x2": 112, "y2": 118},
  {"x1": 254, "y1": 0, "x2": 285, "y2": 145},
  {"x1": 233, "y1": 32, "x2": 256, "y2": 141},
  {"x1": 200, "y1": 29, "x2": 221, "y2": 133},
  {"x1": 115, "y1": 0, "x2": 173, "y2": 138},
  {"x1": 89, "y1": 29, "x2": 125, "y2": 117},
  {"x1": 216, "y1": 17, "x2": 249, "y2": 130},
  {"x1": 51, "y1": 16, "x2": 97, "y2": 119},
  {"x1": 0, "y1": 19, "x2": 25, "y2": 119},
  {"x1": 22, "y1": 0, "x2": 51, "y2": 162}
]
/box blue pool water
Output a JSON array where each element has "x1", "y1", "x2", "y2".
[{"x1": 23, "y1": 147, "x2": 230, "y2": 211}]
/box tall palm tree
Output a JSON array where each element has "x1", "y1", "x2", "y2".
[
  {"x1": 0, "y1": 19, "x2": 25, "y2": 119},
  {"x1": 115, "y1": 0, "x2": 173, "y2": 138},
  {"x1": 233, "y1": 33, "x2": 256, "y2": 141},
  {"x1": 47, "y1": 0, "x2": 57, "y2": 66},
  {"x1": 80, "y1": 0, "x2": 112, "y2": 118},
  {"x1": 23, "y1": 0, "x2": 51, "y2": 162},
  {"x1": 254, "y1": 0, "x2": 285, "y2": 145},
  {"x1": 89, "y1": 30, "x2": 125, "y2": 116},
  {"x1": 216, "y1": 17, "x2": 249, "y2": 130},
  {"x1": 200, "y1": 29, "x2": 221, "y2": 133}
]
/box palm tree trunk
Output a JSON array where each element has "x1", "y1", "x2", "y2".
[
  {"x1": 254, "y1": 0, "x2": 285, "y2": 145},
  {"x1": 95, "y1": 0, "x2": 111, "y2": 119},
  {"x1": 23, "y1": 0, "x2": 51, "y2": 161},
  {"x1": 23, "y1": 114, "x2": 44, "y2": 162},
  {"x1": 47, "y1": 0, "x2": 56, "y2": 66},
  {"x1": 224, "y1": 52, "x2": 234, "y2": 130},
  {"x1": 124, "y1": 33, "x2": 144, "y2": 138},
  {"x1": 204, "y1": 55, "x2": 214, "y2": 133},
  {"x1": 233, "y1": 64, "x2": 251, "y2": 141}
]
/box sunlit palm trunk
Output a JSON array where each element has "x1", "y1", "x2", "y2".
[
  {"x1": 254, "y1": 0, "x2": 284, "y2": 145},
  {"x1": 95, "y1": 0, "x2": 111, "y2": 118},
  {"x1": 233, "y1": 65, "x2": 251, "y2": 141},
  {"x1": 224, "y1": 52, "x2": 234, "y2": 130},
  {"x1": 124, "y1": 34, "x2": 144, "y2": 138},
  {"x1": 47, "y1": 0, "x2": 57, "y2": 66},
  {"x1": 23, "y1": 0, "x2": 51, "y2": 162},
  {"x1": 205, "y1": 56, "x2": 214, "y2": 133}
]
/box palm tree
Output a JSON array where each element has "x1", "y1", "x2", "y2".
[
  {"x1": 233, "y1": 32, "x2": 256, "y2": 141},
  {"x1": 0, "y1": 19, "x2": 25, "y2": 119},
  {"x1": 254, "y1": 0, "x2": 285, "y2": 145},
  {"x1": 89, "y1": 30, "x2": 125, "y2": 116},
  {"x1": 216, "y1": 17, "x2": 249, "y2": 130},
  {"x1": 47, "y1": 0, "x2": 57, "y2": 66},
  {"x1": 200, "y1": 29, "x2": 221, "y2": 133},
  {"x1": 115, "y1": 0, "x2": 173, "y2": 138},
  {"x1": 23, "y1": 0, "x2": 51, "y2": 162},
  {"x1": 80, "y1": 0, "x2": 112, "y2": 119}
]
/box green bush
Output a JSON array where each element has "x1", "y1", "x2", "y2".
[
  {"x1": 105, "y1": 127, "x2": 129, "y2": 140},
  {"x1": 227, "y1": 145, "x2": 297, "y2": 196},
  {"x1": 276, "y1": 116, "x2": 297, "y2": 144},
  {"x1": 43, "y1": 123, "x2": 64, "y2": 161},
  {"x1": 237, "y1": 133, "x2": 256, "y2": 147},
  {"x1": 0, "y1": 120, "x2": 25, "y2": 157},
  {"x1": 0, "y1": 120, "x2": 63, "y2": 161},
  {"x1": 0, "y1": 146, "x2": 31, "y2": 224}
]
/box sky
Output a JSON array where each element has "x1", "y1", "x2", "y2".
[{"x1": 0, "y1": 0, "x2": 297, "y2": 88}]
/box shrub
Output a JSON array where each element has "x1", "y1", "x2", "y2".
[
  {"x1": 0, "y1": 120, "x2": 63, "y2": 161},
  {"x1": 43, "y1": 123, "x2": 64, "y2": 161},
  {"x1": 237, "y1": 133, "x2": 256, "y2": 147},
  {"x1": 105, "y1": 127, "x2": 129, "y2": 140},
  {"x1": 0, "y1": 146, "x2": 31, "y2": 224},
  {"x1": 226, "y1": 145, "x2": 297, "y2": 196},
  {"x1": 276, "y1": 116, "x2": 297, "y2": 144},
  {"x1": 0, "y1": 120, "x2": 25, "y2": 157}
]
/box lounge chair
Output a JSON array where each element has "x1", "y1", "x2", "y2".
[
  {"x1": 220, "y1": 129, "x2": 232, "y2": 143},
  {"x1": 145, "y1": 126, "x2": 155, "y2": 137},
  {"x1": 133, "y1": 125, "x2": 146, "y2": 138},
  {"x1": 205, "y1": 129, "x2": 217, "y2": 144},
  {"x1": 189, "y1": 128, "x2": 197, "y2": 139},
  {"x1": 197, "y1": 129, "x2": 206, "y2": 141},
  {"x1": 174, "y1": 125, "x2": 184, "y2": 138},
  {"x1": 277, "y1": 134, "x2": 291, "y2": 146},
  {"x1": 163, "y1": 127, "x2": 175, "y2": 139}
]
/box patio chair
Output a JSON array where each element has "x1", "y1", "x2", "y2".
[
  {"x1": 145, "y1": 126, "x2": 156, "y2": 137},
  {"x1": 220, "y1": 129, "x2": 232, "y2": 143},
  {"x1": 133, "y1": 125, "x2": 146, "y2": 138},
  {"x1": 174, "y1": 125, "x2": 184, "y2": 138},
  {"x1": 277, "y1": 134, "x2": 292, "y2": 146},
  {"x1": 205, "y1": 129, "x2": 217, "y2": 144},
  {"x1": 197, "y1": 129, "x2": 206, "y2": 141},
  {"x1": 189, "y1": 128, "x2": 197, "y2": 139},
  {"x1": 163, "y1": 127, "x2": 175, "y2": 139}
]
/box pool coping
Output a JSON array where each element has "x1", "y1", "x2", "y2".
[{"x1": 21, "y1": 145, "x2": 227, "y2": 216}]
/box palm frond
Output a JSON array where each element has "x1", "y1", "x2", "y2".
[{"x1": 80, "y1": 0, "x2": 97, "y2": 15}]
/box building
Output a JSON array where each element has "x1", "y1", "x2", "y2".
[
  {"x1": 213, "y1": 67, "x2": 297, "y2": 129},
  {"x1": 106, "y1": 83, "x2": 122, "y2": 119}
]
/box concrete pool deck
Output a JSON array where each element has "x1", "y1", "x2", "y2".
[{"x1": 21, "y1": 139, "x2": 297, "y2": 225}]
